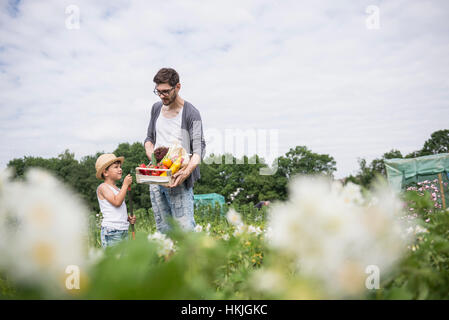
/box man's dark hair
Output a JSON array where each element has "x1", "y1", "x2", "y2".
[{"x1": 153, "y1": 68, "x2": 179, "y2": 87}]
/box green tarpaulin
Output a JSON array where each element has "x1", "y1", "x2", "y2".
[
  {"x1": 194, "y1": 193, "x2": 225, "y2": 208},
  {"x1": 385, "y1": 153, "x2": 449, "y2": 208}
]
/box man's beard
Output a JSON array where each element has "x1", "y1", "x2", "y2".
[{"x1": 163, "y1": 92, "x2": 177, "y2": 106}]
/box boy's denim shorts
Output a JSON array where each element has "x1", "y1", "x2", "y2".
[
  {"x1": 149, "y1": 184, "x2": 196, "y2": 233},
  {"x1": 100, "y1": 226, "x2": 128, "y2": 248}
]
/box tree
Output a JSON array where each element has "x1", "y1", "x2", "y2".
[
  {"x1": 346, "y1": 149, "x2": 403, "y2": 188},
  {"x1": 405, "y1": 129, "x2": 449, "y2": 158},
  {"x1": 195, "y1": 153, "x2": 277, "y2": 204},
  {"x1": 420, "y1": 129, "x2": 449, "y2": 155},
  {"x1": 276, "y1": 146, "x2": 337, "y2": 179},
  {"x1": 6, "y1": 143, "x2": 338, "y2": 209},
  {"x1": 267, "y1": 146, "x2": 337, "y2": 200}
]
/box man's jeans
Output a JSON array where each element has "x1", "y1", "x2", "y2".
[
  {"x1": 149, "y1": 184, "x2": 196, "y2": 233},
  {"x1": 100, "y1": 226, "x2": 128, "y2": 248}
]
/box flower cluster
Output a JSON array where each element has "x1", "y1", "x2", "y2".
[
  {"x1": 0, "y1": 168, "x2": 88, "y2": 295},
  {"x1": 226, "y1": 209, "x2": 263, "y2": 237},
  {"x1": 229, "y1": 188, "x2": 244, "y2": 201},
  {"x1": 266, "y1": 176, "x2": 412, "y2": 297},
  {"x1": 147, "y1": 232, "x2": 176, "y2": 258},
  {"x1": 194, "y1": 223, "x2": 211, "y2": 236},
  {"x1": 247, "y1": 225, "x2": 263, "y2": 236},
  {"x1": 406, "y1": 179, "x2": 447, "y2": 212}
]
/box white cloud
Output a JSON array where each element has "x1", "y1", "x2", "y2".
[{"x1": 0, "y1": 0, "x2": 448, "y2": 178}]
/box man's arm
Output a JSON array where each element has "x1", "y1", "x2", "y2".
[
  {"x1": 169, "y1": 105, "x2": 205, "y2": 188},
  {"x1": 144, "y1": 141, "x2": 154, "y2": 164},
  {"x1": 183, "y1": 153, "x2": 201, "y2": 175},
  {"x1": 144, "y1": 103, "x2": 157, "y2": 163},
  {"x1": 169, "y1": 153, "x2": 200, "y2": 188}
]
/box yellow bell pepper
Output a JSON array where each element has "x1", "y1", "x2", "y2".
[{"x1": 169, "y1": 158, "x2": 182, "y2": 175}]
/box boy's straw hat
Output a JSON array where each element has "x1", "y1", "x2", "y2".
[{"x1": 95, "y1": 154, "x2": 124, "y2": 180}]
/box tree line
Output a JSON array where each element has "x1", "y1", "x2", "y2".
[{"x1": 6, "y1": 129, "x2": 448, "y2": 212}]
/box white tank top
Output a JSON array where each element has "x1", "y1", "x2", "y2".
[
  {"x1": 97, "y1": 184, "x2": 129, "y2": 230},
  {"x1": 154, "y1": 109, "x2": 183, "y2": 149}
]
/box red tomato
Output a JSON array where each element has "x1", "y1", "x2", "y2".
[
  {"x1": 139, "y1": 163, "x2": 148, "y2": 175},
  {"x1": 151, "y1": 165, "x2": 160, "y2": 176}
]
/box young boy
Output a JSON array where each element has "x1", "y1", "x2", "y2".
[{"x1": 95, "y1": 153, "x2": 136, "y2": 248}]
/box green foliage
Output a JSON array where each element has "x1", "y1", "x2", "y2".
[
  {"x1": 84, "y1": 204, "x2": 269, "y2": 300},
  {"x1": 84, "y1": 232, "x2": 232, "y2": 299},
  {"x1": 195, "y1": 153, "x2": 286, "y2": 204},
  {"x1": 2, "y1": 195, "x2": 449, "y2": 299},
  {"x1": 347, "y1": 129, "x2": 448, "y2": 189},
  {"x1": 3, "y1": 129, "x2": 449, "y2": 300},
  {"x1": 378, "y1": 189, "x2": 449, "y2": 300},
  {"x1": 346, "y1": 149, "x2": 403, "y2": 188},
  {"x1": 407, "y1": 129, "x2": 449, "y2": 158},
  {"x1": 7, "y1": 143, "x2": 337, "y2": 211},
  {"x1": 276, "y1": 146, "x2": 336, "y2": 178}
]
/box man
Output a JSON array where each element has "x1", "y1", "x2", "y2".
[
  {"x1": 255, "y1": 201, "x2": 270, "y2": 210},
  {"x1": 144, "y1": 68, "x2": 206, "y2": 233}
]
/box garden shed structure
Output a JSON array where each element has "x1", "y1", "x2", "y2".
[{"x1": 385, "y1": 153, "x2": 449, "y2": 209}]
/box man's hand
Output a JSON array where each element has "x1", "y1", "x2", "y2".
[{"x1": 169, "y1": 167, "x2": 191, "y2": 188}]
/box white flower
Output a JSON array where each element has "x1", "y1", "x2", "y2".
[
  {"x1": 340, "y1": 182, "x2": 364, "y2": 205},
  {"x1": 0, "y1": 168, "x2": 88, "y2": 295},
  {"x1": 248, "y1": 225, "x2": 262, "y2": 236},
  {"x1": 87, "y1": 248, "x2": 104, "y2": 266},
  {"x1": 251, "y1": 269, "x2": 286, "y2": 294},
  {"x1": 414, "y1": 225, "x2": 429, "y2": 234},
  {"x1": 222, "y1": 234, "x2": 230, "y2": 241},
  {"x1": 264, "y1": 226, "x2": 273, "y2": 241},
  {"x1": 226, "y1": 209, "x2": 243, "y2": 227},
  {"x1": 147, "y1": 231, "x2": 165, "y2": 241},
  {"x1": 206, "y1": 223, "x2": 211, "y2": 232},
  {"x1": 266, "y1": 175, "x2": 411, "y2": 297},
  {"x1": 148, "y1": 232, "x2": 176, "y2": 258},
  {"x1": 233, "y1": 224, "x2": 246, "y2": 237},
  {"x1": 194, "y1": 225, "x2": 203, "y2": 233}
]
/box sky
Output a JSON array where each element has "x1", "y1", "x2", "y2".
[{"x1": 1, "y1": 0, "x2": 448, "y2": 178}]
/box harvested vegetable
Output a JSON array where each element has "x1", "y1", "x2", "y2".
[
  {"x1": 154, "y1": 147, "x2": 169, "y2": 163},
  {"x1": 169, "y1": 158, "x2": 182, "y2": 175},
  {"x1": 162, "y1": 158, "x2": 173, "y2": 168}
]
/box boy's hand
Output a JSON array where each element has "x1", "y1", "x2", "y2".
[
  {"x1": 128, "y1": 215, "x2": 136, "y2": 225},
  {"x1": 123, "y1": 174, "x2": 132, "y2": 188}
]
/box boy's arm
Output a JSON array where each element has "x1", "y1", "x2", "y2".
[{"x1": 98, "y1": 178, "x2": 131, "y2": 207}]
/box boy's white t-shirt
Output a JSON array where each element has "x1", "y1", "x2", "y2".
[
  {"x1": 97, "y1": 184, "x2": 129, "y2": 230},
  {"x1": 154, "y1": 109, "x2": 183, "y2": 149}
]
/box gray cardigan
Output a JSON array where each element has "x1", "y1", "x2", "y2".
[{"x1": 144, "y1": 100, "x2": 206, "y2": 189}]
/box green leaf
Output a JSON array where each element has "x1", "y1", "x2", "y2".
[
  {"x1": 151, "y1": 152, "x2": 157, "y2": 166},
  {"x1": 384, "y1": 287, "x2": 414, "y2": 300}
]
